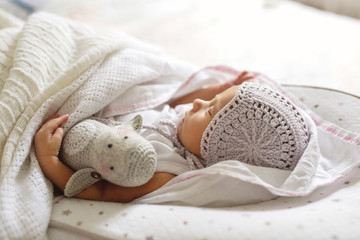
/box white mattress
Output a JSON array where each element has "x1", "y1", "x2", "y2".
[{"x1": 48, "y1": 86, "x2": 360, "y2": 240}]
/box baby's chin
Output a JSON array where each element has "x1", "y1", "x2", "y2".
[{"x1": 177, "y1": 124, "x2": 185, "y2": 148}]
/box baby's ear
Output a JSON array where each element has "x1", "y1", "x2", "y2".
[{"x1": 130, "y1": 115, "x2": 143, "y2": 132}]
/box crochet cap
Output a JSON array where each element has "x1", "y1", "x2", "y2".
[{"x1": 201, "y1": 82, "x2": 309, "y2": 170}]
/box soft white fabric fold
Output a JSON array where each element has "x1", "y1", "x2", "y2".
[{"x1": 0, "y1": 11, "x2": 195, "y2": 240}]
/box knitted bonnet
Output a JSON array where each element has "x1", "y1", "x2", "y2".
[{"x1": 201, "y1": 82, "x2": 309, "y2": 170}]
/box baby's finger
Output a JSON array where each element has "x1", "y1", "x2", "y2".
[
  {"x1": 48, "y1": 113, "x2": 60, "y2": 121},
  {"x1": 242, "y1": 74, "x2": 255, "y2": 80},
  {"x1": 233, "y1": 72, "x2": 249, "y2": 85},
  {"x1": 238, "y1": 71, "x2": 249, "y2": 77},
  {"x1": 52, "y1": 126, "x2": 64, "y2": 142},
  {"x1": 42, "y1": 114, "x2": 69, "y2": 133}
]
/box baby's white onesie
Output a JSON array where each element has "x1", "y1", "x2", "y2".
[{"x1": 112, "y1": 104, "x2": 192, "y2": 176}]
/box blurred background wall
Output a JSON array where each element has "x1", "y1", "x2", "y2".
[{"x1": 291, "y1": 0, "x2": 360, "y2": 19}]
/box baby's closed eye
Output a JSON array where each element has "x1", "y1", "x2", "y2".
[{"x1": 208, "y1": 107, "x2": 213, "y2": 117}]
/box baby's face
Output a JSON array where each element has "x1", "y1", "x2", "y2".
[{"x1": 178, "y1": 85, "x2": 240, "y2": 158}]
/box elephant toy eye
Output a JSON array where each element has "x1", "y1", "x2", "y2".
[
  {"x1": 107, "y1": 144, "x2": 113, "y2": 148},
  {"x1": 110, "y1": 166, "x2": 114, "y2": 170},
  {"x1": 124, "y1": 136, "x2": 128, "y2": 139}
]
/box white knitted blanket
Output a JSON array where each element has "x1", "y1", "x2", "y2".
[{"x1": 0, "y1": 10, "x2": 181, "y2": 240}]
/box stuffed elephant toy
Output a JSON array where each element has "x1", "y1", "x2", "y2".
[{"x1": 60, "y1": 115, "x2": 157, "y2": 197}]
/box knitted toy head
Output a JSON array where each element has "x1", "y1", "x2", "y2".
[
  {"x1": 60, "y1": 115, "x2": 157, "y2": 197},
  {"x1": 201, "y1": 82, "x2": 309, "y2": 170}
]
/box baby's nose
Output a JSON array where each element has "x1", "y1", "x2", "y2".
[{"x1": 192, "y1": 99, "x2": 203, "y2": 112}]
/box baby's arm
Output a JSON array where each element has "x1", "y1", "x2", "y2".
[
  {"x1": 34, "y1": 114, "x2": 175, "y2": 203},
  {"x1": 34, "y1": 114, "x2": 73, "y2": 191},
  {"x1": 170, "y1": 71, "x2": 255, "y2": 107}
]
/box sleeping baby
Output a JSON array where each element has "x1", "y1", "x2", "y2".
[{"x1": 34, "y1": 70, "x2": 309, "y2": 203}]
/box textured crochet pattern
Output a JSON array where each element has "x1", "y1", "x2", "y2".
[
  {"x1": 60, "y1": 117, "x2": 157, "y2": 197},
  {"x1": 201, "y1": 82, "x2": 309, "y2": 170}
]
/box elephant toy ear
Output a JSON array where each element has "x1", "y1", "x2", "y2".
[
  {"x1": 117, "y1": 114, "x2": 143, "y2": 132},
  {"x1": 130, "y1": 114, "x2": 143, "y2": 132},
  {"x1": 64, "y1": 168, "x2": 102, "y2": 197}
]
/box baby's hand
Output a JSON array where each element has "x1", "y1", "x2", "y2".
[
  {"x1": 231, "y1": 71, "x2": 256, "y2": 86},
  {"x1": 34, "y1": 114, "x2": 69, "y2": 163}
]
